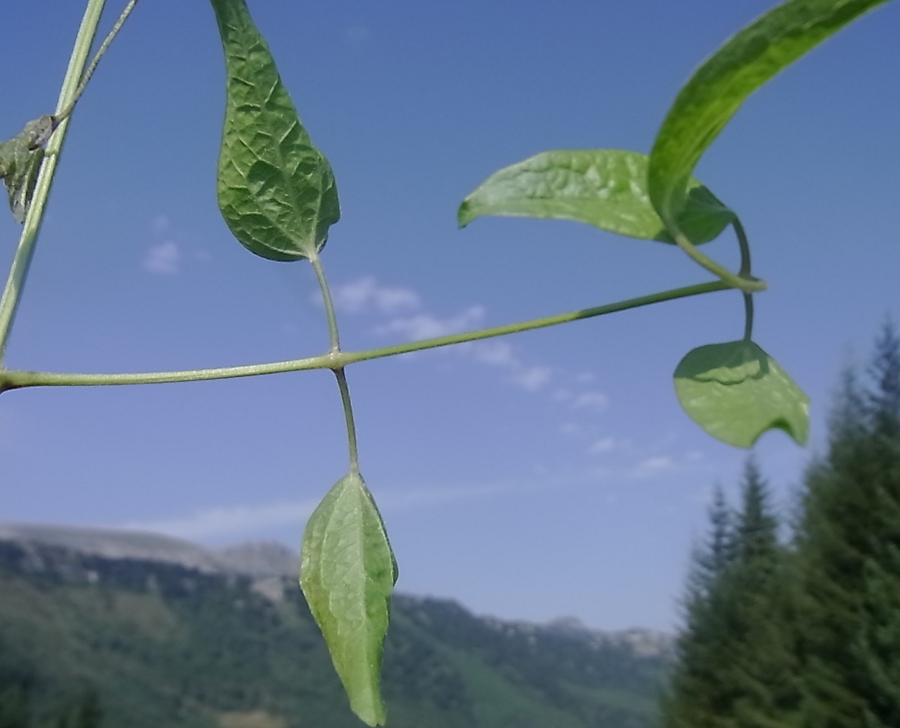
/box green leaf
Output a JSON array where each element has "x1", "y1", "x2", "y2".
[
  {"x1": 0, "y1": 115, "x2": 56, "y2": 224},
  {"x1": 459, "y1": 149, "x2": 734, "y2": 244},
  {"x1": 210, "y1": 0, "x2": 340, "y2": 262},
  {"x1": 300, "y1": 472, "x2": 398, "y2": 726},
  {"x1": 674, "y1": 340, "x2": 809, "y2": 448},
  {"x1": 648, "y1": 0, "x2": 890, "y2": 228}
]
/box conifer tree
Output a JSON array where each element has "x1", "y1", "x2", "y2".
[
  {"x1": 688, "y1": 486, "x2": 736, "y2": 600},
  {"x1": 662, "y1": 462, "x2": 793, "y2": 728},
  {"x1": 793, "y1": 320, "x2": 900, "y2": 727},
  {"x1": 661, "y1": 484, "x2": 738, "y2": 728},
  {"x1": 725, "y1": 459, "x2": 800, "y2": 727}
]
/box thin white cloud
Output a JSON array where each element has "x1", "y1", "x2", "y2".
[
  {"x1": 511, "y1": 366, "x2": 552, "y2": 393},
  {"x1": 124, "y1": 499, "x2": 320, "y2": 540},
  {"x1": 571, "y1": 391, "x2": 609, "y2": 412},
  {"x1": 631, "y1": 456, "x2": 676, "y2": 478},
  {"x1": 143, "y1": 241, "x2": 181, "y2": 275},
  {"x1": 471, "y1": 340, "x2": 516, "y2": 367},
  {"x1": 327, "y1": 276, "x2": 420, "y2": 314},
  {"x1": 559, "y1": 422, "x2": 582, "y2": 437},
  {"x1": 152, "y1": 214, "x2": 170, "y2": 234},
  {"x1": 377, "y1": 306, "x2": 485, "y2": 340},
  {"x1": 123, "y1": 480, "x2": 529, "y2": 541},
  {"x1": 319, "y1": 276, "x2": 613, "y2": 400},
  {"x1": 589, "y1": 437, "x2": 620, "y2": 455},
  {"x1": 343, "y1": 25, "x2": 372, "y2": 46}
]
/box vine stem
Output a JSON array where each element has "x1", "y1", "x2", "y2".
[
  {"x1": 309, "y1": 249, "x2": 341, "y2": 354},
  {"x1": 334, "y1": 368, "x2": 360, "y2": 473},
  {"x1": 0, "y1": 0, "x2": 108, "y2": 366},
  {"x1": 56, "y1": 0, "x2": 141, "y2": 123},
  {"x1": 667, "y1": 217, "x2": 766, "y2": 294},
  {"x1": 733, "y1": 218, "x2": 755, "y2": 341},
  {"x1": 0, "y1": 280, "x2": 730, "y2": 392},
  {"x1": 309, "y1": 248, "x2": 359, "y2": 471}
]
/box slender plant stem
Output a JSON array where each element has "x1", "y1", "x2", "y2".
[
  {"x1": 0, "y1": 0, "x2": 108, "y2": 366},
  {"x1": 309, "y1": 250, "x2": 341, "y2": 354},
  {"x1": 0, "y1": 280, "x2": 730, "y2": 392},
  {"x1": 309, "y1": 249, "x2": 359, "y2": 471},
  {"x1": 734, "y1": 218, "x2": 752, "y2": 278},
  {"x1": 733, "y1": 218, "x2": 755, "y2": 341},
  {"x1": 743, "y1": 293, "x2": 754, "y2": 341},
  {"x1": 334, "y1": 368, "x2": 360, "y2": 473},
  {"x1": 56, "y1": 0, "x2": 141, "y2": 123},
  {"x1": 668, "y1": 219, "x2": 766, "y2": 293}
]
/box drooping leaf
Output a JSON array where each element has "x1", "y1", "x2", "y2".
[
  {"x1": 300, "y1": 471, "x2": 398, "y2": 726},
  {"x1": 210, "y1": 0, "x2": 340, "y2": 262},
  {"x1": 0, "y1": 115, "x2": 57, "y2": 223},
  {"x1": 674, "y1": 340, "x2": 809, "y2": 448},
  {"x1": 459, "y1": 149, "x2": 734, "y2": 244},
  {"x1": 648, "y1": 0, "x2": 890, "y2": 229}
]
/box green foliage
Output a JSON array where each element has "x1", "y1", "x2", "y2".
[
  {"x1": 210, "y1": 0, "x2": 340, "y2": 262},
  {"x1": 665, "y1": 322, "x2": 900, "y2": 726},
  {"x1": 1, "y1": 0, "x2": 896, "y2": 723},
  {"x1": 300, "y1": 472, "x2": 398, "y2": 726},
  {"x1": 0, "y1": 540, "x2": 665, "y2": 728},
  {"x1": 790, "y1": 321, "x2": 900, "y2": 726},
  {"x1": 662, "y1": 459, "x2": 796, "y2": 728},
  {"x1": 647, "y1": 0, "x2": 891, "y2": 231},
  {"x1": 673, "y1": 341, "x2": 810, "y2": 448},
  {"x1": 692, "y1": 487, "x2": 737, "y2": 593},
  {"x1": 458, "y1": 149, "x2": 735, "y2": 244},
  {"x1": 0, "y1": 667, "x2": 31, "y2": 728}
]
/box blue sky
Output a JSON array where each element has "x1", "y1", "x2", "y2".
[{"x1": 1, "y1": 0, "x2": 898, "y2": 632}]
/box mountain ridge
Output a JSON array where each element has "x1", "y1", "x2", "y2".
[
  {"x1": 0, "y1": 520, "x2": 671, "y2": 654},
  {"x1": 0, "y1": 521, "x2": 672, "y2": 727}
]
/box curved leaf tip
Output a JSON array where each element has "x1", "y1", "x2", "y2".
[
  {"x1": 459, "y1": 149, "x2": 733, "y2": 245},
  {"x1": 648, "y1": 0, "x2": 891, "y2": 225},
  {"x1": 674, "y1": 340, "x2": 809, "y2": 448},
  {"x1": 210, "y1": 0, "x2": 340, "y2": 262}
]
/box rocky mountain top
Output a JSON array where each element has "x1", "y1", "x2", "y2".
[{"x1": 0, "y1": 521, "x2": 671, "y2": 658}]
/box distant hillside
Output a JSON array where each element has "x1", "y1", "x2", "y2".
[{"x1": 0, "y1": 524, "x2": 670, "y2": 728}]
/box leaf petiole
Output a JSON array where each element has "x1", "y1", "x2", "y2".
[{"x1": 0, "y1": 280, "x2": 730, "y2": 392}]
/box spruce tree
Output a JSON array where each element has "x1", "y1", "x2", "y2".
[
  {"x1": 662, "y1": 462, "x2": 793, "y2": 728},
  {"x1": 726, "y1": 459, "x2": 800, "y2": 727},
  {"x1": 793, "y1": 320, "x2": 900, "y2": 727},
  {"x1": 662, "y1": 484, "x2": 738, "y2": 728}
]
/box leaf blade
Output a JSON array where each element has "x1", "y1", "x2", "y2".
[
  {"x1": 210, "y1": 0, "x2": 340, "y2": 261},
  {"x1": 300, "y1": 472, "x2": 398, "y2": 726},
  {"x1": 0, "y1": 116, "x2": 56, "y2": 224},
  {"x1": 674, "y1": 340, "x2": 810, "y2": 448},
  {"x1": 648, "y1": 0, "x2": 891, "y2": 226},
  {"x1": 459, "y1": 149, "x2": 734, "y2": 244}
]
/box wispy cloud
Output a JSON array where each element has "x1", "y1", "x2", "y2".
[
  {"x1": 123, "y1": 499, "x2": 320, "y2": 540},
  {"x1": 320, "y1": 276, "x2": 610, "y2": 401},
  {"x1": 327, "y1": 276, "x2": 420, "y2": 314},
  {"x1": 589, "y1": 437, "x2": 621, "y2": 454},
  {"x1": 376, "y1": 306, "x2": 485, "y2": 340},
  {"x1": 343, "y1": 25, "x2": 372, "y2": 47},
  {"x1": 571, "y1": 391, "x2": 609, "y2": 412},
  {"x1": 121, "y1": 452, "x2": 716, "y2": 542},
  {"x1": 143, "y1": 215, "x2": 207, "y2": 275},
  {"x1": 630, "y1": 455, "x2": 677, "y2": 478},
  {"x1": 511, "y1": 366, "x2": 552, "y2": 392},
  {"x1": 143, "y1": 241, "x2": 181, "y2": 275},
  {"x1": 123, "y1": 480, "x2": 528, "y2": 541}
]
